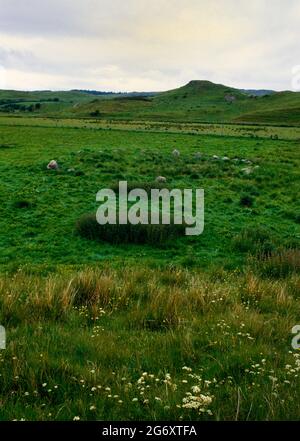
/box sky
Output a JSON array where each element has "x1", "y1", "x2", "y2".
[{"x1": 0, "y1": 0, "x2": 299, "y2": 92}]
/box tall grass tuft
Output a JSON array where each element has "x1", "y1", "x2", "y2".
[
  {"x1": 65, "y1": 269, "x2": 114, "y2": 306},
  {"x1": 253, "y1": 249, "x2": 300, "y2": 278},
  {"x1": 232, "y1": 226, "x2": 275, "y2": 255}
]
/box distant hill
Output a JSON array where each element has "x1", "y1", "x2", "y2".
[
  {"x1": 72, "y1": 89, "x2": 158, "y2": 98},
  {"x1": 0, "y1": 80, "x2": 299, "y2": 126},
  {"x1": 159, "y1": 79, "x2": 244, "y2": 97}
]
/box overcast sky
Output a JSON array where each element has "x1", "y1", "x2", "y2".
[{"x1": 0, "y1": 0, "x2": 299, "y2": 91}]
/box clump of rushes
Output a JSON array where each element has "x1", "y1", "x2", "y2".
[
  {"x1": 75, "y1": 213, "x2": 186, "y2": 245},
  {"x1": 252, "y1": 248, "x2": 300, "y2": 278}
]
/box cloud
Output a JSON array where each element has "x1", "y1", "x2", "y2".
[{"x1": 0, "y1": 0, "x2": 299, "y2": 91}]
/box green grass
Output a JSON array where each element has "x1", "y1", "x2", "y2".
[
  {"x1": 0, "y1": 266, "x2": 300, "y2": 421},
  {"x1": 69, "y1": 82, "x2": 300, "y2": 125},
  {"x1": 0, "y1": 118, "x2": 299, "y2": 271},
  {"x1": 0, "y1": 101, "x2": 299, "y2": 421}
]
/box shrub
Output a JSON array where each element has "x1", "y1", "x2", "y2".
[
  {"x1": 240, "y1": 194, "x2": 254, "y2": 207},
  {"x1": 75, "y1": 213, "x2": 186, "y2": 245},
  {"x1": 13, "y1": 199, "x2": 32, "y2": 209},
  {"x1": 90, "y1": 110, "x2": 100, "y2": 117},
  {"x1": 232, "y1": 226, "x2": 275, "y2": 254}
]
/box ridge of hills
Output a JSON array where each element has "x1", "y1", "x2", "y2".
[{"x1": 0, "y1": 80, "x2": 299, "y2": 125}]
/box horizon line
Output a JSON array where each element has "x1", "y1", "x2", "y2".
[{"x1": 0, "y1": 79, "x2": 295, "y2": 94}]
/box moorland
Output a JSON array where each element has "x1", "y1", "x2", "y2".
[{"x1": 0, "y1": 80, "x2": 299, "y2": 420}]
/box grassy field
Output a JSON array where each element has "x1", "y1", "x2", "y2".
[
  {"x1": 0, "y1": 96, "x2": 299, "y2": 420},
  {"x1": 0, "y1": 266, "x2": 300, "y2": 421},
  {"x1": 1, "y1": 116, "x2": 300, "y2": 140}
]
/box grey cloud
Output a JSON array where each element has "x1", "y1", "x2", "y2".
[{"x1": 0, "y1": 0, "x2": 299, "y2": 91}]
